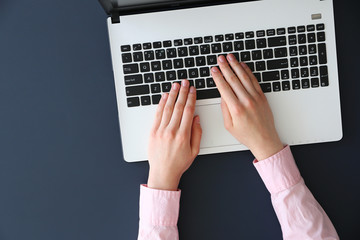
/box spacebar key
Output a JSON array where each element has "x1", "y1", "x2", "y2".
[{"x1": 196, "y1": 88, "x2": 220, "y2": 100}]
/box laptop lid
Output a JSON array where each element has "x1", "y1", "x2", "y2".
[{"x1": 98, "y1": 0, "x2": 258, "y2": 23}]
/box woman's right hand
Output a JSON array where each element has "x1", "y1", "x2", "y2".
[{"x1": 211, "y1": 54, "x2": 284, "y2": 161}]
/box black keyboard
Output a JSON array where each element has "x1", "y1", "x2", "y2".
[{"x1": 121, "y1": 23, "x2": 329, "y2": 107}]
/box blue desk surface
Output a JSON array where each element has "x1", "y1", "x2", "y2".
[{"x1": 0, "y1": 0, "x2": 359, "y2": 239}]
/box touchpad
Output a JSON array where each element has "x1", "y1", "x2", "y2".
[{"x1": 195, "y1": 103, "x2": 240, "y2": 148}]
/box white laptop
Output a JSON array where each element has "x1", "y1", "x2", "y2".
[{"x1": 98, "y1": 0, "x2": 342, "y2": 162}]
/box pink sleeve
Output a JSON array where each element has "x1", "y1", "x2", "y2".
[
  {"x1": 137, "y1": 184, "x2": 180, "y2": 240},
  {"x1": 253, "y1": 146, "x2": 339, "y2": 240}
]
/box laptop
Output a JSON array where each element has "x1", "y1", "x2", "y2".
[{"x1": 98, "y1": 0, "x2": 342, "y2": 162}]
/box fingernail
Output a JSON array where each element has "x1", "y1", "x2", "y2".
[
  {"x1": 195, "y1": 116, "x2": 200, "y2": 124},
  {"x1": 190, "y1": 86, "x2": 196, "y2": 93},
  {"x1": 162, "y1": 93, "x2": 168, "y2": 99},
  {"x1": 227, "y1": 54, "x2": 235, "y2": 61},
  {"x1": 172, "y1": 83, "x2": 179, "y2": 90},
  {"x1": 211, "y1": 67, "x2": 219, "y2": 73},
  {"x1": 182, "y1": 80, "x2": 188, "y2": 87},
  {"x1": 218, "y1": 55, "x2": 225, "y2": 63}
]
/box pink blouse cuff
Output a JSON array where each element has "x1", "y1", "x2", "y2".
[
  {"x1": 253, "y1": 145, "x2": 301, "y2": 194},
  {"x1": 139, "y1": 184, "x2": 181, "y2": 226}
]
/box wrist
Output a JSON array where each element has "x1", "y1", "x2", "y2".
[
  {"x1": 250, "y1": 138, "x2": 284, "y2": 161},
  {"x1": 147, "y1": 169, "x2": 181, "y2": 191}
]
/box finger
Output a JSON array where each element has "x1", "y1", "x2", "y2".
[
  {"x1": 226, "y1": 54, "x2": 259, "y2": 97},
  {"x1": 240, "y1": 62, "x2": 263, "y2": 94},
  {"x1": 211, "y1": 66, "x2": 242, "y2": 113},
  {"x1": 221, "y1": 98, "x2": 233, "y2": 130},
  {"x1": 160, "y1": 82, "x2": 180, "y2": 127},
  {"x1": 190, "y1": 115, "x2": 202, "y2": 156},
  {"x1": 169, "y1": 80, "x2": 190, "y2": 129},
  {"x1": 217, "y1": 55, "x2": 249, "y2": 99},
  {"x1": 151, "y1": 93, "x2": 168, "y2": 131},
  {"x1": 180, "y1": 86, "x2": 197, "y2": 134}
]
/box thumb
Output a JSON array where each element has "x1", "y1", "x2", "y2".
[{"x1": 190, "y1": 115, "x2": 202, "y2": 156}]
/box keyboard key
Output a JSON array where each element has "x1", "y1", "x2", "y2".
[
  {"x1": 189, "y1": 80, "x2": 195, "y2": 87},
  {"x1": 140, "y1": 62, "x2": 151, "y2": 72},
  {"x1": 252, "y1": 50, "x2": 262, "y2": 60},
  {"x1": 155, "y1": 49, "x2": 166, "y2": 59},
  {"x1": 263, "y1": 49, "x2": 273, "y2": 59},
  {"x1": 162, "y1": 60, "x2": 172, "y2": 70},
  {"x1": 256, "y1": 39, "x2": 267, "y2": 49},
  {"x1": 204, "y1": 36, "x2": 213, "y2": 43},
  {"x1": 122, "y1": 53, "x2": 132, "y2": 63},
  {"x1": 141, "y1": 96, "x2": 151, "y2": 106},
  {"x1": 267, "y1": 58, "x2": 289, "y2": 70},
  {"x1": 256, "y1": 61, "x2": 266, "y2": 71},
  {"x1": 318, "y1": 44, "x2": 327, "y2": 64},
  {"x1": 127, "y1": 97, "x2": 140, "y2": 107},
  {"x1": 268, "y1": 36, "x2": 287, "y2": 47},
  {"x1": 273, "y1": 82, "x2": 281, "y2": 92},
  {"x1": 199, "y1": 67, "x2": 210, "y2": 77},
  {"x1": 207, "y1": 55, "x2": 217, "y2": 65},
  {"x1": 152, "y1": 94, "x2": 162, "y2": 104},
  {"x1": 307, "y1": 25, "x2": 315, "y2": 32},
  {"x1": 151, "y1": 61, "x2": 161, "y2": 71},
  {"x1": 177, "y1": 69, "x2": 188, "y2": 79},
  {"x1": 178, "y1": 47, "x2": 188, "y2": 57},
  {"x1": 189, "y1": 46, "x2": 200, "y2": 56},
  {"x1": 155, "y1": 72, "x2": 166, "y2": 82},
  {"x1": 166, "y1": 48, "x2": 177, "y2": 58},
  {"x1": 200, "y1": 44, "x2": 211, "y2": 54},
  {"x1": 162, "y1": 82, "x2": 172, "y2": 92},
  {"x1": 300, "y1": 56, "x2": 308, "y2": 66},
  {"x1": 189, "y1": 68, "x2": 199, "y2": 78},
  {"x1": 215, "y1": 35, "x2": 224, "y2": 42},
  {"x1": 288, "y1": 27, "x2": 296, "y2": 34},
  {"x1": 262, "y1": 71, "x2": 280, "y2": 81},
  {"x1": 309, "y1": 55, "x2": 318, "y2": 66},
  {"x1": 125, "y1": 74, "x2": 142, "y2": 85},
  {"x1": 133, "y1": 44, "x2": 142, "y2": 51},
  {"x1": 260, "y1": 83, "x2": 272, "y2": 93},
  {"x1": 277, "y1": 28, "x2": 286, "y2": 35},
  {"x1": 316, "y1": 23, "x2": 325, "y2": 31},
  {"x1": 123, "y1": 64, "x2": 139, "y2": 74},
  {"x1": 289, "y1": 47, "x2": 298, "y2": 56},
  {"x1": 126, "y1": 85, "x2": 150, "y2": 96},
  {"x1": 308, "y1": 33, "x2": 316, "y2": 43},
  {"x1": 245, "y1": 40, "x2": 256, "y2": 50},
  {"x1": 196, "y1": 88, "x2": 220, "y2": 100},
  {"x1": 194, "y1": 37, "x2": 203, "y2": 44},
  {"x1": 290, "y1": 57, "x2": 299, "y2": 67},
  {"x1": 291, "y1": 69, "x2": 300, "y2": 78},
  {"x1": 301, "y1": 68, "x2": 309, "y2": 78},
  {"x1": 310, "y1": 67, "x2": 319, "y2": 76},
  {"x1": 293, "y1": 81, "x2": 302, "y2": 91},
  {"x1": 266, "y1": 29, "x2": 276, "y2": 36},
  {"x1": 234, "y1": 41, "x2": 244, "y2": 51},
  {"x1": 225, "y1": 34, "x2": 234, "y2": 41},
  {"x1": 311, "y1": 78, "x2": 320, "y2": 88},
  {"x1": 317, "y1": 32, "x2": 326, "y2": 42},
  {"x1": 298, "y1": 34, "x2": 306, "y2": 44},
  {"x1": 144, "y1": 73, "x2": 154, "y2": 83},
  {"x1": 173, "y1": 59, "x2": 184, "y2": 69},
  {"x1": 297, "y1": 26, "x2": 306, "y2": 33},
  {"x1": 274, "y1": 47, "x2": 287, "y2": 58},
  {"x1": 163, "y1": 40, "x2": 172, "y2": 47},
  {"x1": 212, "y1": 43, "x2": 222, "y2": 53},
  {"x1": 235, "y1": 32, "x2": 244, "y2": 39},
  {"x1": 151, "y1": 83, "x2": 161, "y2": 93},
  {"x1": 143, "y1": 43, "x2": 152, "y2": 49},
  {"x1": 121, "y1": 45, "x2": 131, "y2": 52},
  {"x1": 206, "y1": 77, "x2": 216, "y2": 87},
  {"x1": 153, "y1": 41, "x2": 162, "y2": 48},
  {"x1": 185, "y1": 57, "x2": 195, "y2": 67},
  {"x1": 196, "y1": 56, "x2": 206, "y2": 66},
  {"x1": 230, "y1": 52, "x2": 240, "y2": 62},
  {"x1": 174, "y1": 39, "x2": 183, "y2": 46},
  {"x1": 288, "y1": 35, "x2": 297, "y2": 45},
  {"x1": 256, "y1": 30, "x2": 265, "y2": 37},
  {"x1": 320, "y1": 66, "x2": 329, "y2": 87},
  {"x1": 223, "y1": 42, "x2": 233, "y2": 52},
  {"x1": 246, "y1": 31, "x2": 255, "y2": 38},
  {"x1": 281, "y1": 70, "x2": 290, "y2": 80},
  {"x1": 302, "y1": 79, "x2": 310, "y2": 89},
  {"x1": 133, "y1": 52, "x2": 143, "y2": 62},
  {"x1": 299, "y1": 45, "x2": 307, "y2": 55},
  {"x1": 195, "y1": 79, "x2": 206, "y2": 89},
  {"x1": 184, "y1": 38, "x2": 193, "y2": 45},
  {"x1": 166, "y1": 71, "x2": 177, "y2": 81},
  {"x1": 308, "y1": 44, "x2": 317, "y2": 54},
  {"x1": 282, "y1": 81, "x2": 291, "y2": 91},
  {"x1": 144, "y1": 50, "x2": 155, "y2": 61},
  {"x1": 241, "y1": 52, "x2": 251, "y2": 61}
]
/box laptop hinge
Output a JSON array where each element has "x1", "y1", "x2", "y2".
[{"x1": 110, "y1": 10, "x2": 120, "y2": 24}]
